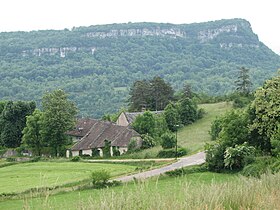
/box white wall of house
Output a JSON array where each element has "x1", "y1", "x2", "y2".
[
  {"x1": 82, "y1": 149, "x2": 92, "y2": 156},
  {"x1": 72, "y1": 150, "x2": 79, "y2": 157},
  {"x1": 118, "y1": 147, "x2": 128, "y2": 155},
  {"x1": 98, "y1": 148, "x2": 103, "y2": 157},
  {"x1": 116, "y1": 112, "x2": 129, "y2": 126}
]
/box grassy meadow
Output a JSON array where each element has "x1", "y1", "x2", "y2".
[
  {"x1": 0, "y1": 161, "x2": 137, "y2": 194},
  {"x1": 178, "y1": 101, "x2": 232, "y2": 153},
  {"x1": 1, "y1": 170, "x2": 280, "y2": 210}
]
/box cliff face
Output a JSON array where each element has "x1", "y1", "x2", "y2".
[{"x1": 0, "y1": 19, "x2": 279, "y2": 117}]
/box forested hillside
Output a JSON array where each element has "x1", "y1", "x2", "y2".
[{"x1": 0, "y1": 18, "x2": 279, "y2": 117}]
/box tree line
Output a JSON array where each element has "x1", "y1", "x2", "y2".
[{"x1": 0, "y1": 90, "x2": 77, "y2": 157}]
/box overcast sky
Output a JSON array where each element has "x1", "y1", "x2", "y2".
[{"x1": 1, "y1": 0, "x2": 279, "y2": 54}]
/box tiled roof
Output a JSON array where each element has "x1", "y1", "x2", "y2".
[
  {"x1": 71, "y1": 120, "x2": 140, "y2": 151},
  {"x1": 66, "y1": 118, "x2": 98, "y2": 137}
]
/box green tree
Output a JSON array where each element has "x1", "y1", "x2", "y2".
[
  {"x1": 164, "y1": 102, "x2": 180, "y2": 132},
  {"x1": 177, "y1": 97, "x2": 198, "y2": 125},
  {"x1": 132, "y1": 111, "x2": 156, "y2": 136},
  {"x1": 22, "y1": 109, "x2": 44, "y2": 156},
  {"x1": 0, "y1": 101, "x2": 36, "y2": 148},
  {"x1": 160, "y1": 132, "x2": 176, "y2": 149},
  {"x1": 128, "y1": 77, "x2": 174, "y2": 111},
  {"x1": 251, "y1": 73, "x2": 280, "y2": 155},
  {"x1": 235, "y1": 67, "x2": 252, "y2": 95},
  {"x1": 41, "y1": 90, "x2": 77, "y2": 156},
  {"x1": 128, "y1": 80, "x2": 152, "y2": 111},
  {"x1": 150, "y1": 76, "x2": 174, "y2": 111}
]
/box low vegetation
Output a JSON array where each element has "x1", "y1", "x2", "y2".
[
  {"x1": 1, "y1": 169, "x2": 280, "y2": 209},
  {"x1": 0, "y1": 161, "x2": 136, "y2": 195}
]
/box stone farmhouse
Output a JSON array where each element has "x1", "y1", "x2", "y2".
[{"x1": 68, "y1": 118, "x2": 141, "y2": 157}]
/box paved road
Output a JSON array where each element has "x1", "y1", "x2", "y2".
[{"x1": 114, "y1": 151, "x2": 205, "y2": 182}]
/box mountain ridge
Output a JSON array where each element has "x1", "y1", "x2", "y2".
[{"x1": 0, "y1": 18, "x2": 279, "y2": 117}]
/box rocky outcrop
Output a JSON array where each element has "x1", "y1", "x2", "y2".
[
  {"x1": 22, "y1": 47, "x2": 96, "y2": 57},
  {"x1": 198, "y1": 25, "x2": 238, "y2": 42},
  {"x1": 85, "y1": 27, "x2": 186, "y2": 38}
]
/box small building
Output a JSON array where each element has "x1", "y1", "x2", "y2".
[
  {"x1": 70, "y1": 120, "x2": 142, "y2": 157},
  {"x1": 116, "y1": 111, "x2": 163, "y2": 126}
]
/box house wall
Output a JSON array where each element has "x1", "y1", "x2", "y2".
[
  {"x1": 72, "y1": 150, "x2": 79, "y2": 157},
  {"x1": 118, "y1": 147, "x2": 128, "y2": 155},
  {"x1": 116, "y1": 112, "x2": 129, "y2": 126},
  {"x1": 82, "y1": 149, "x2": 92, "y2": 156}
]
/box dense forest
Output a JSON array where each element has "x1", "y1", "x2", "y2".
[{"x1": 0, "y1": 18, "x2": 280, "y2": 117}]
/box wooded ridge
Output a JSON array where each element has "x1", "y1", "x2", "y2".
[{"x1": 0, "y1": 18, "x2": 279, "y2": 117}]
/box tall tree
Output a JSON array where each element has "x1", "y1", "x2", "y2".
[
  {"x1": 41, "y1": 89, "x2": 77, "y2": 156},
  {"x1": 164, "y1": 102, "x2": 180, "y2": 132},
  {"x1": 151, "y1": 76, "x2": 174, "y2": 111},
  {"x1": 128, "y1": 80, "x2": 152, "y2": 111},
  {"x1": 251, "y1": 73, "x2": 280, "y2": 155},
  {"x1": 235, "y1": 67, "x2": 252, "y2": 95},
  {"x1": 128, "y1": 77, "x2": 174, "y2": 112},
  {"x1": 132, "y1": 111, "x2": 156, "y2": 136},
  {"x1": 0, "y1": 101, "x2": 36, "y2": 148},
  {"x1": 178, "y1": 97, "x2": 198, "y2": 125},
  {"x1": 22, "y1": 109, "x2": 44, "y2": 156}
]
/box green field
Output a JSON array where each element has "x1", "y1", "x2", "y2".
[
  {"x1": 0, "y1": 171, "x2": 237, "y2": 209},
  {"x1": 178, "y1": 101, "x2": 232, "y2": 153},
  {"x1": 2, "y1": 171, "x2": 280, "y2": 209},
  {"x1": 0, "y1": 161, "x2": 136, "y2": 194}
]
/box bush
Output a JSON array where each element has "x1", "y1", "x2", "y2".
[
  {"x1": 157, "y1": 147, "x2": 187, "y2": 158},
  {"x1": 224, "y1": 143, "x2": 255, "y2": 170},
  {"x1": 141, "y1": 134, "x2": 156, "y2": 149},
  {"x1": 71, "y1": 156, "x2": 81, "y2": 162},
  {"x1": 209, "y1": 117, "x2": 223, "y2": 140},
  {"x1": 30, "y1": 156, "x2": 41, "y2": 162},
  {"x1": 160, "y1": 132, "x2": 176, "y2": 149},
  {"x1": 205, "y1": 142, "x2": 226, "y2": 172},
  {"x1": 91, "y1": 170, "x2": 110, "y2": 188},
  {"x1": 6, "y1": 157, "x2": 16, "y2": 162},
  {"x1": 241, "y1": 157, "x2": 280, "y2": 177},
  {"x1": 127, "y1": 139, "x2": 140, "y2": 153},
  {"x1": 166, "y1": 164, "x2": 207, "y2": 177}
]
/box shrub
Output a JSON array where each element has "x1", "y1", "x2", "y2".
[
  {"x1": 166, "y1": 164, "x2": 207, "y2": 177},
  {"x1": 209, "y1": 117, "x2": 223, "y2": 140},
  {"x1": 91, "y1": 170, "x2": 110, "y2": 188},
  {"x1": 30, "y1": 156, "x2": 41, "y2": 162},
  {"x1": 157, "y1": 147, "x2": 187, "y2": 158},
  {"x1": 224, "y1": 143, "x2": 255, "y2": 170},
  {"x1": 205, "y1": 142, "x2": 226, "y2": 172},
  {"x1": 71, "y1": 156, "x2": 80, "y2": 162},
  {"x1": 160, "y1": 132, "x2": 176, "y2": 149},
  {"x1": 241, "y1": 157, "x2": 280, "y2": 177},
  {"x1": 141, "y1": 134, "x2": 156, "y2": 149},
  {"x1": 6, "y1": 157, "x2": 16, "y2": 162},
  {"x1": 127, "y1": 139, "x2": 140, "y2": 153}
]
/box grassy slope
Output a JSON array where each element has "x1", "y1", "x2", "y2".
[
  {"x1": 178, "y1": 102, "x2": 232, "y2": 153},
  {"x1": 121, "y1": 102, "x2": 232, "y2": 159},
  {"x1": 0, "y1": 162, "x2": 136, "y2": 194}
]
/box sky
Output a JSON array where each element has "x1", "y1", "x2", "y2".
[{"x1": 0, "y1": 0, "x2": 280, "y2": 54}]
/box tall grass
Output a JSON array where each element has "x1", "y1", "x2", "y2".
[
  {"x1": 81, "y1": 173, "x2": 280, "y2": 209},
  {"x1": 15, "y1": 172, "x2": 280, "y2": 209}
]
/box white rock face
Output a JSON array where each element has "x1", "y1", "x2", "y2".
[
  {"x1": 21, "y1": 46, "x2": 96, "y2": 57},
  {"x1": 85, "y1": 27, "x2": 186, "y2": 38},
  {"x1": 198, "y1": 25, "x2": 238, "y2": 42}
]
